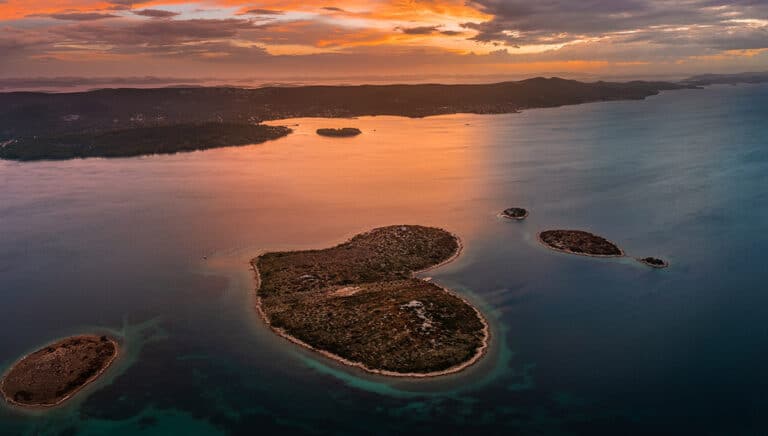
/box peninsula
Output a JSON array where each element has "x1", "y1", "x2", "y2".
[
  {"x1": 0, "y1": 123, "x2": 290, "y2": 161},
  {"x1": 252, "y1": 225, "x2": 488, "y2": 376},
  {"x1": 1, "y1": 335, "x2": 118, "y2": 408},
  {"x1": 538, "y1": 230, "x2": 624, "y2": 257},
  {"x1": 682, "y1": 72, "x2": 768, "y2": 86},
  {"x1": 0, "y1": 77, "x2": 692, "y2": 161}
]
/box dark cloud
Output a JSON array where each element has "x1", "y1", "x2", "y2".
[
  {"x1": 160, "y1": 41, "x2": 269, "y2": 60},
  {"x1": 133, "y1": 9, "x2": 180, "y2": 19},
  {"x1": 397, "y1": 25, "x2": 440, "y2": 35},
  {"x1": 709, "y1": 29, "x2": 768, "y2": 51},
  {"x1": 396, "y1": 26, "x2": 464, "y2": 37},
  {"x1": 242, "y1": 8, "x2": 284, "y2": 15},
  {"x1": 52, "y1": 18, "x2": 257, "y2": 48},
  {"x1": 45, "y1": 18, "x2": 371, "y2": 55},
  {"x1": 466, "y1": 0, "x2": 689, "y2": 40},
  {"x1": 0, "y1": 29, "x2": 57, "y2": 60},
  {"x1": 0, "y1": 76, "x2": 209, "y2": 88},
  {"x1": 613, "y1": 24, "x2": 768, "y2": 51},
  {"x1": 45, "y1": 13, "x2": 119, "y2": 21},
  {"x1": 5, "y1": 0, "x2": 766, "y2": 77},
  {"x1": 464, "y1": 0, "x2": 768, "y2": 51},
  {"x1": 103, "y1": 0, "x2": 136, "y2": 10}
]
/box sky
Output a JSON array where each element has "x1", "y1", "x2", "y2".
[{"x1": 1, "y1": 0, "x2": 767, "y2": 81}]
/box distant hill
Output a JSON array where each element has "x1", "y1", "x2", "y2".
[
  {"x1": 0, "y1": 77, "x2": 692, "y2": 160},
  {"x1": 682, "y1": 72, "x2": 768, "y2": 86},
  {"x1": 0, "y1": 78, "x2": 690, "y2": 139}
]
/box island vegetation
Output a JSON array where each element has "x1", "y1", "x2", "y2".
[
  {"x1": 638, "y1": 257, "x2": 669, "y2": 268},
  {"x1": 501, "y1": 207, "x2": 529, "y2": 220},
  {"x1": 1, "y1": 335, "x2": 118, "y2": 408},
  {"x1": 316, "y1": 127, "x2": 362, "y2": 137},
  {"x1": 0, "y1": 123, "x2": 291, "y2": 161},
  {"x1": 252, "y1": 225, "x2": 488, "y2": 376},
  {"x1": 538, "y1": 230, "x2": 624, "y2": 257}
]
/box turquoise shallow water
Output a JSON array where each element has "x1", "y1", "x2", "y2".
[{"x1": 1, "y1": 84, "x2": 767, "y2": 435}]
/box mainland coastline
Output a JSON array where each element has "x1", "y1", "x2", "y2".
[
  {"x1": 0, "y1": 123, "x2": 291, "y2": 161},
  {"x1": 0, "y1": 77, "x2": 692, "y2": 161}
]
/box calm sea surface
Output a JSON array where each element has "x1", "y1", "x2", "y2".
[{"x1": 1, "y1": 84, "x2": 767, "y2": 435}]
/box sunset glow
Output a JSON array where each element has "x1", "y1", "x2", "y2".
[{"x1": 1, "y1": 1, "x2": 767, "y2": 80}]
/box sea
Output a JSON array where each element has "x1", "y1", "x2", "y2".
[{"x1": 1, "y1": 83, "x2": 767, "y2": 435}]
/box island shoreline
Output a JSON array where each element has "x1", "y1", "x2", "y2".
[
  {"x1": 251, "y1": 230, "x2": 490, "y2": 378},
  {"x1": 0, "y1": 335, "x2": 120, "y2": 410},
  {"x1": 499, "y1": 210, "x2": 529, "y2": 221},
  {"x1": 536, "y1": 231, "x2": 625, "y2": 258},
  {"x1": 637, "y1": 257, "x2": 670, "y2": 268}
]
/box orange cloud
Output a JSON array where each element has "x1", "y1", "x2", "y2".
[
  {"x1": 3, "y1": 0, "x2": 767, "y2": 79},
  {"x1": 1, "y1": 0, "x2": 112, "y2": 19}
]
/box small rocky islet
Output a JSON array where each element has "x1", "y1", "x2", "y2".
[
  {"x1": 537, "y1": 229, "x2": 668, "y2": 268},
  {"x1": 252, "y1": 225, "x2": 488, "y2": 376},
  {"x1": 1, "y1": 335, "x2": 118, "y2": 408},
  {"x1": 538, "y1": 229, "x2": 624, "y2": 257},
  {"x1": 316, "y1": 127, "x2": 362, "y2": 137},
  {"x1": 501, "y1": 207, "x2": 528, "y2": 220},
  {"x1": 638, "y1": 257, "x2": 669, "y2": 268}
]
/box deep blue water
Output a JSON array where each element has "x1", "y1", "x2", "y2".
[{"x1": 1, "y1": 84, "x2": 767, "y2": 435}]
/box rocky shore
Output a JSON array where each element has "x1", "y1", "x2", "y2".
[
  {"x1": 501, "y1": 207, "x2": 529, "y2": 220},
  {"x1": 538, "y1": 229, "x2": 624, "y2": 257},
  {"x1": 638, "y1": 257, "x2": 669, "y2": 268},
  {"x1": 1, "y1": 335, "x2": 118, "y2": 408},
  {"x1": 252, "y1": 225, "x2": 489, "y2": 376}
]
